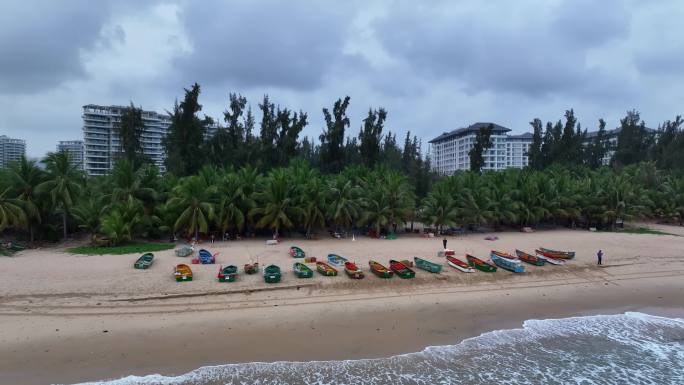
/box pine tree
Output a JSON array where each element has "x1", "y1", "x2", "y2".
[
  {"x1": 469, "y1": 124, "x2": 494, "y2": 172},
  {"x1": 164, "y1": 83, "x2": 207, "y2": 176},
  {"x1": 358, "y1": 108, "x2": 387, "y2": 167},
  {"x1": 116, "y1": 102, "x2": 145, "y2": 166},
  {"x1": 320, "y1": 96, "x2": 351, "y2": 173}
]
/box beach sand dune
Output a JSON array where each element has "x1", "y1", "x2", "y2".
[{"x1": 0, "y1": 226, "x2": 682, "y2": 385}]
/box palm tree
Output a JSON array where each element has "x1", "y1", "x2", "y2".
[
  {"x1": 7, "y1": 157, "x2": 45, "y2": 242},
  {"x1": 358, "y1": 183, "x2": 392, "y2": 237},
  {"x1": 327, "y1": 175, "x2": 360, "y2": 232},
  {"x1": 300, "y1": 176, "x2": 328, "y2": 238},
  {"x1": 36, "y1": 152, "x2": 83, "y2": 240},
  {"x1": 250, "y1": 168, "x2": 301, "y2": 239},
  {"x1": 168, "y1": 176, "x2": 215, "y2": 240},
  {"x1": 100, "y1": 210, "x2": 134, "y2": 246},
  {"x1": 0, "y1": 187, "x2": 27, "y2": 232},
  {"x1": 420, "y1": 183, "x2": 459, "y2": 233},
  {"x1": 71, "y1": 197, "x2": 105, "y2": 242},
  {"x1": 215, "y1": 174, "x2": 247, "y2": 236}
]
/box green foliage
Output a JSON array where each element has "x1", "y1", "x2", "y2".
[
  {"x1": 36, "y1": 151, "x2": 84, "y2": 239},
  {"x1": 115, "y1": 102, "x2": 146, "y2": 165},
  {"x1": 319, "y1": 96, "x2": 351, "y2": 173},
  {"x1": 67, "y1": 242, "x2": 174, "y2": 255},
  {"x1": 469, "y1": 123, "x2": 493, "y2": 172}
]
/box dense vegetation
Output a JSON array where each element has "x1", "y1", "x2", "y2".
[{"x1": 1, "y1": 84, "x2": 683, "y2": 246}]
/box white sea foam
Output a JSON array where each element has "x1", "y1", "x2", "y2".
[{"x1": 68, "y1": 312, "x2": 684, "y2": 385}]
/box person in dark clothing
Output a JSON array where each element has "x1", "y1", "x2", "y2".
[
  {"x1": 597, "y1": 249, "x2": 603, "y2": 265},
  {"x1": 443, "y1": 237, "x2": 447, "y2": 250}
]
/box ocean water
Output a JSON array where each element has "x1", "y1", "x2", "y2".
[{"x1": 75, "y1": 312, "x2": 684, "y2": 385}]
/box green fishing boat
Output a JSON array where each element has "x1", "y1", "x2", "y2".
[
  {"x1": 289, "y1": 246, "x2": 306, "y2": 258},
  {"x1": 134, "y1": 253, "x2": 154, "y2": 269},
  {"x1": 389, "y1": 259, "x2": 415, "y2": 279},
  {"x1": 369, "y1": 260, "x2": 393, "y2": 278},
  {"x1": 218, "y1": 265, "x2": 238, "y2": 282},
  {"x1": 293, "y1": 262, "x2": 314, "y2": 278},
  {"x1": 413, "y1": 256, "x2": 442, "y2": 273},
  {"x1": 264, "y1": 264, "x2": 281, "y2": 283},
  {"x1": 466, "y1": 254, "x2": 497, "y2": 272},
  {"x1": 316, "y1": 261, "x2": 338, "y2": 276}
]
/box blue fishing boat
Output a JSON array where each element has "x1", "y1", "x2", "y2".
[
  {"x1": 198, "y1": 249, "x2": 216, "y2": 264},
  {"x1": 327, "y1": 254, "x2": 348, "y2": 267},
  {"x1": 490, "y1": 251, "x2": 524, "y2": 273}
]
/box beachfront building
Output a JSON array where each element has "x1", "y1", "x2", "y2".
[
  {"x1": 581, "y1": 126, "x2": 656, "y2": 166},
  {"x1": 428, "y1": 123, "x2": 532, "y2": 175},
  {"x1": 57, "y1": 140, "x2": 85, "y2": 170},
  {"x1": 82, "y1": 104, "x2": 171, "y2": 176},
  {"x1": 0, "y1": 135, "x2": 26, "y2": 168}
]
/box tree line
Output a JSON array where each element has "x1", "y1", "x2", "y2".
[{"x1": 1, "y1": 83, "x2": 683, "y2": 244}]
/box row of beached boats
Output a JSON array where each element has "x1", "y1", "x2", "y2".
[{"x1": 134, "y1": 244, "x2": 574, "y2": 283}]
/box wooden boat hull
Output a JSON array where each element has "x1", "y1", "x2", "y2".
[
  {"x1": 174, "y1": 264, "x2": 193, "y2": 281},
  {"x1": 446, "y1": 256, "x2": 475, "y2": 273},
  {"x1": 369, "y1": 260, "x2": 393, "y2": 278},
  {"x1": 536, "y1": 253, "x2": 566, "y2": 265},
  {"x1": 538, "y1": 247, "x2": 575, "y2": 259},
  {"x1": 327, "y1": 254, "x2": 347, "y2": 267},
  {"x1": 515, "y1": 249, "x2": 546, "y2": 266},
  {"x1": 316, "y1": 262, "x2": 338, "y2": 276},
  {"x1": 264, "y1": 265, "x2": 281, "y2": 283},
  {"x1": 198, "y1": 249, "x2": 216, "y2": 264},
  {"x1": 134, "y1": 253, "x2": 154, "y2": 269},
  {"x1": 218, "y1": 265, "x2": 238, "y2": 282},
  {"x1": 293, "y1": 262, "x2": 313, "y2": 278},
  {"x1": 174, "y1": 247, "x2": 194, "y2": 257},
  {"x1": 466, "y1": 254, "x2": 497, "y2": 272},
  {"x1": 490, "y1": 253, "x2": 525, "y2": 273},
  {"x1": 244, "y1": 263, "x2": 259, "y2": 274},
  {"x1": 491, "y1": 250, "x2": 518, "y2": 260},
  {"x1": 344, "y1": 262, "x2": 364, "y2": 279},
  {"x1": 389, "y1": 259, "x2": 415, "y2": 279},
  {"x1": 414, "y1": 257, "x2": 442, "y2": 273},
  {"x1": 289, "y1": 246, "x2": 305, "y2": 258}
]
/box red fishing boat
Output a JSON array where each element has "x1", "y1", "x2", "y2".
[
  {"x1": 446, "y1": 255, "x2": 474, "y2": 273},
  {"x1": 466, "y1": 254, "x2": 497, "y2": 272},
  {"x1": 515, "y1": 249, "x2": 546, "y2": 266},
  {"x1": 344, "y1": 261, "x2": 364, "y2": 279}
]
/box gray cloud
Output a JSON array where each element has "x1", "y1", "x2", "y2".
[
  {"x1": 174, "y1": 0, "x2": 357, "y2": 90},
  {"x1": 0, "y1": 0, "x2": 115, "y2": 93}
]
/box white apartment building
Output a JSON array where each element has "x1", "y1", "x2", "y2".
[
  {"x1": 82, "y1": 104, "x2": 171, "y2": 176},
  {"x1": 57, "y1": 140, "x2": 85, "y2": 170},
  {"x1": 428, "y1": 123, "x2": 532, "y2": 175},
  {"x1": 0, "y1": 135, "x2": 26, "y2": 168}
]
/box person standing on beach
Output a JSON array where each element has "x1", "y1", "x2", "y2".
[
  {"x1": 597, "y1": 249, "x2": 603, "y2": 265},
  {"x1": 443, "y1": 237, "x2": 447, "y2": 250}
]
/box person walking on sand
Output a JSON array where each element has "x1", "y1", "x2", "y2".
[
  {"x1": 211, "y1": 234, "x2": 215, "y2": 244},
  {"x1": 443, "y1": 237, "x2": 447, "y2": 250},
  {"x1": 597, "y1": 249, "x2": 603, "y2": 265}
]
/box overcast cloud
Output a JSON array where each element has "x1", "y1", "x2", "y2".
[{"x1": 1, "y1": 0, "x2": 683, "y2": 158}]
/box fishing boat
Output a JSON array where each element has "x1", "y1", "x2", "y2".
[
  {"x1": 293, "y1": 262, "x2": 313, "y2": 278},
  {"x1": 316, "y1": 261, "x2": 338, "y2": 276},
  {"x1": 244, "y1": 262, "x2": 259, "y2": 274},
  {"x1": 217, "y1": 265, "x2": 238, "y2": 282},
  {"x1": 344, "y1": 261, "x2": 364, "y2": 279},
  {"x1": 197, "y1": 249, "x2": 216, "y2": 264},
  {"x1": 414, "y1": 257, "x2": 442, "y2": 273},
  {"x1": 537, "y1": 247, "x2": 575, "y2": 260},
  {"x1": 515, "y1": 249, "x2": 546, "y2": 266},
  {"x1": 289, "y1": 246, "x2": 305, "y2": 258},
  {"x1": 174, "y1": 245, "x2": 194, "y2": 257},
  {"x1": 264, "y1": 265, "x2": 281, "y2": 283},
  {"x1": 446, "y1": 256, "x2": 475, "y2": 273},
  {"x1": 466, "y1": 254, "x2": 497, "y2": 272},
  {"x1": 389, "y1": 259, "x2": 416, "y2": 279},
  {"x1": 134, "y1": 253, "x2": 154, "y2": 269},
  {"x1": 535, "y1": 253, "x2": 566, "y2": 265},
  {"x1": 174, "y1": 264, "x2": 193, "y2": 281},
  {"x1": 490, "y1": 252, "x2": 525, "y2": 273},
  {"x1": 491, "y1": 250, "x2": 518, "y2": 260},
  {"x1": 368, "y1": 260, "x2": 393, "y2": 278},
  {"x1": 327, "y1": 254, "x2": 348, "y2": 267}
]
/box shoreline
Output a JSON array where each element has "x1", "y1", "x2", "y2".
[{"x1": 0, "y1": 227, "x2": 683, "y2": 384}]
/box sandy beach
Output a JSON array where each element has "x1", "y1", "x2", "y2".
[{"x1": 1, "y1": 225, "x2": 683, "y2": 385}]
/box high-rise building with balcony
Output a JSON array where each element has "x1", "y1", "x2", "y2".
[
  {"x1": 428, "y1": 123, "x2": 533, "y2": 175},
  {"x1": 57, "y1": 140, "x2": 85, "y2": 170},
  {"x1": 0, "y1": 135, "x2": 26, "y2": 169},
  {"x1": 82, "y1": 104, "x2": 171, "y2": 175}
]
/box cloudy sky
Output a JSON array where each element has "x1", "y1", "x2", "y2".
[{"x1": 2, "y1": 0, "x2": 683, "y2": 158}]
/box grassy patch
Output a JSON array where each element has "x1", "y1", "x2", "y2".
[
  {"x1": 68, "y1": 242, "x2": 175, "y2": 255},
  {"x1": 618, "y1": 227, "x2": 679, "y2": 236}
]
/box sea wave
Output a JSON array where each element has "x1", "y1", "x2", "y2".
[{"x1": 70, "y1": 312, "x2": 684, "y2": 385}]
